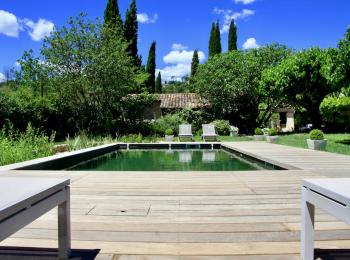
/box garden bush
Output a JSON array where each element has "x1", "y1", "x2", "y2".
[
  {"x1": 309, "y1": 129, "x2": 324, "y2": 140},
  {"x1": 268, "y1": 128, "x2": 278, "y2": 136},
  {"x1": 0, "y1": 124, "x2": 55, "y2": 166},
  {"x1": 152, "y1": 114, "x2": 184, "y2": 135},
  {"x1": 65, "y1": 132, "x2": 114, "y2": 151},
  {"x1": 165, "y1": 129, "x2": 174, "y2": 136},
  {"x1": 178, "y1": 109, "x2": 206, "y2": 132},
  {"x1": 320, "y1": 96, "x2": 350, "y2": 130},
  {"x1": 255, "y1": 128, "x2": 264, "y2": 135},
  {"x1": 212, "y1": 120, "x2": 231, "y2": 136}
]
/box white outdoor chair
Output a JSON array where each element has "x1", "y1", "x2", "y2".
[
  {"x1": 202, "y1": 124, "x2": 219, "y2": 142},
  {"x1": 179, "y1": 124, "x2": 193, "y2": 142},
  {"x1": 0, "y1": 177, "x2": 71, "y2": 259},
  {"x1": 301, "y1": 178, "x2": 350, "y2": 260}
]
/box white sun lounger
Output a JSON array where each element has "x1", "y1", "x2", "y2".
[
  {"x1": 0, "y1": 177, "x2": 71, "y2": 259},
  {"x1": 202, "y1": 124, "x2": 218, "y2": 142},
  {"x1": 301, "y1": 178, "x2": 350, "y2": 260},
  {"x1": 179, "y1": 124, "x2": 193, "y2": 142}
]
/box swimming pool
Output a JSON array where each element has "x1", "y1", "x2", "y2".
[{"x1": 68, "y1": 149, "x2": 269, "y2": 171}]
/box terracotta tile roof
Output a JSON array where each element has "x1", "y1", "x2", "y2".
[{"x1": 156, "y1": 93, "x2": 205, "y2": 109}]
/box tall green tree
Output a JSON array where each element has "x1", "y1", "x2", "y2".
[
  {"x1": 190, "y1": 50, "x2": 200, "y2": 79},
  {"x1": 261, "y1": 47, "x2": 339, "y2": 128},
  {"x1": 209, "y1": 21, "x2": 222, "y2": 58},
  {"x1": 208, "y1": 22, "x2": 216, "y2": 58},
  {"x1": 215, "y1": 21, "x2": 222, "y2": 54},
  {"x1": 228, "y1": 19, "x2": 237, "y2": 51},
  {"x1": 124, "y1": 0, "x2": 141, "y2": 66},
  {"x1": 193, "y1": 44, "x2": 291, "y2": 133},
  {"x1": 155, "y1": 72, "x2": 162, "y2": 93},
  {"x1": 104, "y1": 0, "x2": 123, "y2": 31},
  {"x1": 145, "y1": 41, "x2": 156, "y2": 93}
]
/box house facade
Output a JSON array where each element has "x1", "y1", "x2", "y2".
[{"x1": 145, "y1": 93, "x2": 295, "y2": 132}]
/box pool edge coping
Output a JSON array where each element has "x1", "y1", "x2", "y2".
[{"x1": 0, "y1": 142, "x2": 298, "y2": 171}]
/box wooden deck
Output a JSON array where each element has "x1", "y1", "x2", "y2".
[{"x1": 1, "y1": 142, "x2": 350, "y2": 259}]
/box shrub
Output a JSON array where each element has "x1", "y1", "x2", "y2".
[
  {"x1": 268, "y1": 128, "x2": 278, "y2": 136},
  {"x1": 118, "y1": 134, "x2": 144, "y2": 143},
  {"x1": 212, "y1": 120, "x2": 231, "y2": 136},
  {"x1": 178, "y1": 109, "x2": 205, "y2": 132},
  {"x1": 152, "y1": 114, "x2": 184, "y2": 135},
  {"x1": 320, "y1": 96, "x2": 350, "y2": 130},
  {"x1": 0, "y1": 123, "x2": 55, "y2": 166},
  {"x1": 254, "y1": 128, "x2": 264, "y2": 135},
  {"x1": 66, "y1": 132, "x2": 114, "y2": 151},
  {"x1": 165, "y1": 129, "x2": 174, "y2": 136},
  {"x1": 309, "y1": 129, "x2": 324, "y2": 140}
]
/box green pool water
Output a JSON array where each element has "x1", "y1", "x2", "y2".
[{"x1": 69, "y1": 150, "x2": 264, "y2": 171}]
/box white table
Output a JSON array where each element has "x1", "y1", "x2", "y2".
[
  {"x1": 301, "y1": 178, "x2": 350, "y2": 260},
  {"x1": 0, "y1": 177, "x2": 71, "y2": 259}
]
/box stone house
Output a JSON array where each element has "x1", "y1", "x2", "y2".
[{"x1": 144, "y1": 93, "x2": 295, "y2": 132}]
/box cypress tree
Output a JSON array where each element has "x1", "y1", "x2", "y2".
[
  {"x1": 208, "y1": 22, "x2": 216, "y2": 58},
  {"x1": 209, "y1": 21, "x2": 222, "y2": 58},
  {"x1": 228, "y1": 19, "x2": 237, "y2": 51},
  {"x1": 124, "y1": 0, "x2": 141, "y2": 66},
  {"x1": 104, "y1": 0, "x2": 123, "y2": 31},
  {"x1": 190, "y1": 50, "x2": 200, "y2": 78},
  {"x1": 155, "y1": 72, "x2": 162, "y2": 93},
  {"x1": 145, "y1": 41, "x2": 156, "y2": 93},
  {"x1": 215, "y1": 21, "x2": 222, "y2": 54}
]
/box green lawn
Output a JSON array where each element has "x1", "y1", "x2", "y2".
[{"x1": 276, "y1": 133, "x2": 350, "y2": 156}]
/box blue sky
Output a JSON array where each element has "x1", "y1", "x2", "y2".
[{"x1": 0, "y1": 0, "x2": 349, "y2": 81}]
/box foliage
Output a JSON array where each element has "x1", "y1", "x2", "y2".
[
  {"x1": 145, "y1": 41, "x2": 156, "y2": 93},
  {"x1": 209, "y1": 22, "x2": 221, "y2": 58},
  {"x1": 212, "y1": 120, "x2": 231, "y2": 135},
  {"x1": 162, "y1": 81, "x2": 191, "y2": 93},
  {"x1": 190, "y1": 50, "x2": 200, "y2": 80},
  {"x1": 267, "y1": 128, "x2": 277, "y2": 136},
  {"x1": 152, "y1": 114, "x2": 184, "y2": 135},
  {"x1": 14, "y1": 14, "x2": 147, "y2": 137},
  {"x1": 254, "y1": 128, "x2": 264, "y2": 135},
  {"x1": 261, "y1": 47, "x2": 339, "y2": 128},
  {"x1": 104, "y1": 0, "x2": 123, "y2": 32},
  {"x1": 120, "y1": 93, "x2": 155, "y2": 134},
  {"x1": 228, "y1": 19, "x2": 237, "y2": 52},
  {"x1": 309, "y1": 129, "x2": 324, "y2": 140},
  {"x1": 65, "y1": 132, "x2": 114, "y2": 151},
  {"x1": 117, "y1": 134, "x2": 157, "y2": 143},
  {"x1": 124, "y1": 0, "x2": 141, "y2": 67},
  {"x1": 165, "y1": 128, "x2": 174, "y2": 136},
  {"x1": 155, "y1": 72, "x2": 162, "y2": 93},
  {"x1": 326, "y1": 27, "x2": 350, "y2": 91},
  {"x1": 320, "y1": 96, "x2": 350, "y2": 131},
  {"x1": 178, "y1": 108, "x2": 208, "y2": 132},
  {"x1": 193, "y1": 44, "x2": 291, "y2": 133},
  {"x1": 0, "y1": 124, "x2": 55, "y2": 166}
]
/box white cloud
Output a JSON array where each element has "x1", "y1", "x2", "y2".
[
  {"x1": 0, "y1": 10, "x2": 54, "y2": 41},
  {"x1": 214, "y1": 8, "x2": 255, "y2": 33},
  {"x1": 243, "y1": 38, "x2": 260, "y2": 49},
  {"x1": 163, "y1": 50, "x2": 205, "y2": 65},
  {"x1": 234, "y1": 0, "x2": 256, "y2": 5},
  {"x1": 137, "y1": 13, "x2": 158, "y2": 24},
  {"x1": 158, "y1": 44, "x2": 206, "y2": 82},
  {"x1": 0, "y1": 10, "x2": 20, "y2": 37},
  {"x1": 0, "y1": 73, "x2": 6, "y2": 83},
  {"x1": 23, "y1": 18, "x2": 54, "y2": 41},
  {"x1": 156, "y1": 64, "x2": 191, "y2": 82},
  {"x1": 171, "y1": 43, "x2": 188, "y2": 51}
]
